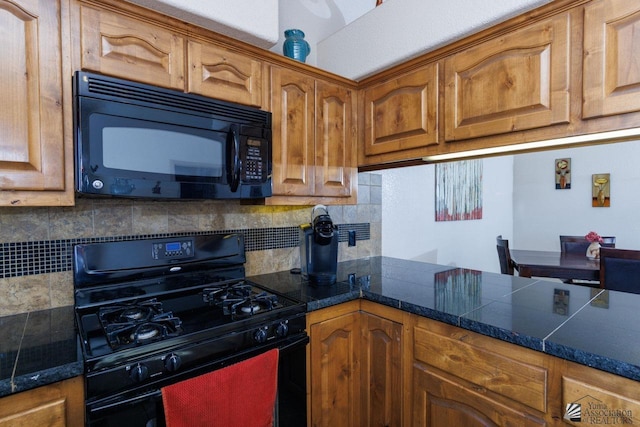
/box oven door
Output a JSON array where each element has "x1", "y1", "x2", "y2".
[{"x1": 86, "y1": 334, "x2": 308, "y2": 427}]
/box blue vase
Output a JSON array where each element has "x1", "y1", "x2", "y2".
[{"x1": 283, "y1": 29, "x2": 310, "y2": 63}]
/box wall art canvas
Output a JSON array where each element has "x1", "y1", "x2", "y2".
[
  {"x1": 435, "y1": 159, "x2": 483, "y2": 221},
  {"x1": 555, "y1": 158, "x2": 571, "y2": 189},
  {"x1": 592, "y1": 173, "x2": 610, "y2": 207}
]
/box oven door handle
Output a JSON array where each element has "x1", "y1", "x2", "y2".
[
  {"x1": 89, "y1": 389, "x2": 163, "y2": 414},
  {"x1": 278, "y1": 333, "x2": 309, "y2": 354}
]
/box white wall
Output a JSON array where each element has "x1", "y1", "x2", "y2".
[
  {"x1": 381, "y1": 140, "x2": 640, "y2": 274},
  {"x1": 272, "y1": 0, "x2": 375, "y2": 66},
  {"x1": 317, "y1": 0, "x2": 552, "y2": 80},
  {"x1": 124, "y1": 0, "x2": 279, "y2": 48},
  {"x1": 381, "y1": 156, "x2": 514, "y2": 273},
  {"x1": 513, "y1": 140, "x2": 640, "y2": 251}
]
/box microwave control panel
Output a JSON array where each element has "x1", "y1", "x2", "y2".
[{"x1": 241, "y1": 138, "x2": 267, "y2": 182}]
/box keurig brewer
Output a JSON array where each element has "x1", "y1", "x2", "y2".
[{"x1": 299, "y1": 205, "x2": 339, "y2": 285}]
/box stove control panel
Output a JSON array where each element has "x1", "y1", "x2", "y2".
[{"x1": 152, "y1": 238, "x2": 194, "y2": 260}]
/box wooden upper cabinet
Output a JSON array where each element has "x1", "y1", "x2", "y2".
[
  {"x1": 363, "y1": 63, "x2": 439, "y2": 157},
  {"x1": 270, "y1": 67, "x2": 315, "y2": 197},
  {"x1": 315, "y1": 80, "x2": 356, "y2": 198},
  {"x1": 583, "y1": 0, "x2": 640, "y2": 118},
  {"x1": 271, "y1": 66, "x2": 356, "y2": 202},
  {"x1": 78, "y1": 4, "x2": 185, "y2": 90},
  {"x1": 0, "y1": 0, "x2": 73, "y2": 206},
  {"x1": 187, "y1": 41, "x2": 263, "y2": 108},
  {"x1": 444, "y1": 12, "x2": 571, "y2": 141}
]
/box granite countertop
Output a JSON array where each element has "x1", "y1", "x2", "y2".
[
  {"x1": 0, "y1": 306, "x2": 83, "y2": 398},
  {"x1": 249, "y1": 256, "x2": 640, "y2": 382},
  {"x1": 3, "y1": 255, "x2": 637, "y2": 399}
]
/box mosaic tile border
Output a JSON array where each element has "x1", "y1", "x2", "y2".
[{"x1": 0, "y1": 223, "x2": 370, "y2": 279}]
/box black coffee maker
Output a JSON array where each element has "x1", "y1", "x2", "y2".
[{"x1": 299, "y1": 205, "x2": 339, "y2": 286}]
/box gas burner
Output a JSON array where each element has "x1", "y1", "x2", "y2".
[
  {"x1": 202, "y1": 282, "x2": 253, "y2": 306},
  {"x1": 202, "y1": 283, "x2": 280, "y2": 318},
  {"x1": 98, "y1": 299, "x2": 182, "y2": 349}
]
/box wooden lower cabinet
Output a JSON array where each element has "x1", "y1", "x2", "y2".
[
  {"x1": 412, "y1": 367, "x2": 546, "y2": 427},
  {"x1": 307, "y1": 301, "x2": 405, "y2": 427},
  {"x1": 0, "y1": 376, "x2": 84, "y2": 427},
  {"x1": 360, "y1": 304, "x2": 404, "y2": 427},
  {"x1": 409, "y1": 315, "x2": 640, "y2": 427}
]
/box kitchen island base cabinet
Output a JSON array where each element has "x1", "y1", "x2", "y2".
[
  {"x1": 412, "y1": 367, "x2": 546, "y2": 427},
  {"x1": 0, "y1": 376, "x2": 84, "y2": 427}
]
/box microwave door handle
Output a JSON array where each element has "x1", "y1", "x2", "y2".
[{"x1": 228, "y1": 126, "x2": 241, "y2": 192}]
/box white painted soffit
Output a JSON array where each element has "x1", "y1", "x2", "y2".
[
  {"x1": 318, "y1": 0, "x2": 554, "y2": 81},
  {"x1": 124, "y1": 0, "x2": 279, "y2": 48}
]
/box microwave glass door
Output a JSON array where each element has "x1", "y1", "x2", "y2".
[{"x1": 91, "y1": 114, "x2": 227, "y2": 183}]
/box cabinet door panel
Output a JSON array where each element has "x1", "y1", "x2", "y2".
[
  {"x1": 363, "y1": 63, "x2": 439, "y2": 156},
  {"x1": 0, "y1": 0, "x2": 65, "y2": 194},
  {"x1": 271, "y1": 67, "x2": 315, "y2": 197},
  {"x1": 360, "y1": 313, "x2": 402, "y2": 427},
  {"x1": 309, "y1": 311, "x2": 361, "y2": 427},
  {"x1": 188, "y1": 41, "x2": 263, "y2": 107},
  {"x1": 583, "y1": 0, "x2": 640, "y2": 118},
  {"x1": 79, "y1": 5, "x2": 185, "y2": 90},
  {"x1": 445, "y1": 13, "x2": 570, "y2": 141},
  {"x1": 412, "y1": 366, "x2": 546, "y2": 427},
  {"x1": 315, "y1": 80, "x2": 356, "y2": 197}
]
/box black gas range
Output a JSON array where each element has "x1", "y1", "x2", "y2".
[{"x1": 74, "y1": 234, "x2": 308, "y2": 426}]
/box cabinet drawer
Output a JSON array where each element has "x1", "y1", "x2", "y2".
[{"x1": 413, "y1": 322, "x2": 547, "y2": 413}]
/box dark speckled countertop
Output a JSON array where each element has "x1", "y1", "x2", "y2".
[
  {"x1": 3, "y1": 256, "x2": 638, "y2": 399},
  {"x1": 249, "y1": 256, "x2": 640, "y2": 383},
  {"x1": 0, "y1": 306, "x2": 83, "y2": 398}
]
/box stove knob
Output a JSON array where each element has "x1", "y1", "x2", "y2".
[
  {"x1": 276, "y1": 322, "x2": 289, "y2": 337},
  {"x1": 164, "y1": 353, "x2": 182, "y2": 372},
  {"x1": 129, "y1": 363, "x2": 149, "y2": 383},
  {"x1": 254, "y1": 327, "x2": 268, "y2": 343}
]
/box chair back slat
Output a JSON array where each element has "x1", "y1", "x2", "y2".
[
  {"x1": 560, "y1": 235, "x2": 616, "y2": 254},
  {"x1": 496, "y1": 235, "x2": 514, "y2": 275},
  {"x1": 599, "y1": 247, "x2": 640, "y2": 294}
]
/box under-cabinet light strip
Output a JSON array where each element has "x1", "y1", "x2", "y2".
[{"x1": 422, "y1": 128, "x2": 640, "y2": 162}]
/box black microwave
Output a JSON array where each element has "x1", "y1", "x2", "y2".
[{"x1": 73, "y1": 71, "x2": 272, "y2": 200}]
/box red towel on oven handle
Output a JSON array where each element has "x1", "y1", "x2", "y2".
[{"x1": 161, "y1": 348, "x2": 279, "y2": 427}]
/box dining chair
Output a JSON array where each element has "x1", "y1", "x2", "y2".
[
  {"x1": 496, "y1": 235, "x2": 515, "y2": 275},
  {"x1": 559, "y1": 235, "x2": 616, "y2": 254},
  {"x1": 599, "y1": 248, "x2": 640, "y2": 294}
]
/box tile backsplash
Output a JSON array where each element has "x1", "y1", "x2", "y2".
[{"x1": 0, "y1": 173, "x2": 381, "y2": 315}]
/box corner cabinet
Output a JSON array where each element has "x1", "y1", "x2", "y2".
[
  {"x1": 583, "y1": 0, "x2": 640, "y2": 118},
  {"x1": 270, "y1": 66, "x2": 357, "y2": 205},
  {"x1": 307, "y1": 301, "x2": 404, "y2": 427},
  {"x1": 444, "y1": 12, "x2": 571, "y2": 141},
  {"x1": 0, "y1": 0, "x2": 74, "y2": 206},
  {"x1": 0, "y1": 376, "x2": 84, "y2": 427}
]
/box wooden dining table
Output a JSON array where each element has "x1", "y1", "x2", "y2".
[{"x1": 510, "y1": 249, "x2": 601, "y2": 282}]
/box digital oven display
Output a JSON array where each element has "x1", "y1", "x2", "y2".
[{"x1": 165, "y1": 242, "x2": 181, "y2": 252}]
